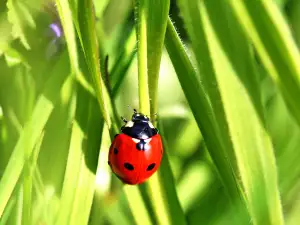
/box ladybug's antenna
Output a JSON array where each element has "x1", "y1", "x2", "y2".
[{"x1": 127, "y1": 105, "x2": 138, "y2": 114}]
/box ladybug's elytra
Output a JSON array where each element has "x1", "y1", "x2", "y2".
[{"x1": 108, "y1": 109, "x2": 163, "y2": 185}]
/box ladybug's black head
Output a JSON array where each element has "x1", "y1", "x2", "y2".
[
  {"x1": 132, "y1": 113, "x2": 150, "y2": 123},
  {"x1": 121, "y1": 110, "x2": 158, "y2": 139}
]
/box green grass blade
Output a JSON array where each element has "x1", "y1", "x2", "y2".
[
  {"x1": 135, "y1": 0, "x2": 150, "y2": 114},
  {"x1": 153, "y1": 123, "x2": 187, "y2": 225},
  {"x1": 0, "y1": 54, "x2": 69, "y2": 218},
  {"x1": 0, "y1": 197, "x2": 16, "y2": 225},
  {"x1": 55, "y1": 0, "x2": 79, "y2": 74},
  {"x1": 73, "y1": 1, "x2": 152, "y2": 225},
  {"x1": 69, "y1": 97, "x2": 103, "y2": 225},
  {"x1": 165, "y1": 18, "x2": 245, "y2": 215},
  {"x1": 199, "y1": 1, "x2": 284, "y2": 223},
  {"x1": 76, "y1": 0, "x2": 119, "y2": 137},
  {"x1": 138, "y1": 1, "x2": 186, "y2": 225},
  {"x1": 22, "y1": 130, "x2": 44, "y2": 225},
  {"x1": 123, "y1": 186, "x2": 152, "y2": 225},
  {"x1": 55, "y1": 86, "x2": 102, "y2": 225},
  {"x1": 147, "y1": 0, "x2": 170, "y2": 117},
  {"x1": 228, "y1": 0, "x2": 300, "y2": 128},
  {"x1": 54, "y1": 120, "x2": 83, "y2": 225}
]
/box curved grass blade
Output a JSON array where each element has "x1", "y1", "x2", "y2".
[
  {"x1": 227, "y1": 0, "x2": 300, "y2": 128},
  {"x1": 165, "y1": 19, "x2": 247, "y2": 221},
  {"x1": 173, "y1": 0, "x2": 246, "y2": 207},
  {"x1": 199, "y1": 1, "x2": 284, "y2": 224}
]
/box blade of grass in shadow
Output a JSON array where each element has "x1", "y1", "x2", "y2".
[
  {"x1": 111, "y1": 28, "x2": 136, "y2": 97},
  {"x1": 0, "y1": 51, "x2": 69, "y2": 218},
  {"x1": 154, "y1": 123, "x2": 187, "y2": 225},
  {"x1": 69, "y1": 95, "x2": 103, "y2": 225},
  {"x1": 228, "y1": 0, "x2": 300, "y2": 128},
  {"x1": 199, "y1": 1, "x2": 284, "y2": 224},
  {"x1": 55, "y1": 85, "x2": 103, "y2": 225}
]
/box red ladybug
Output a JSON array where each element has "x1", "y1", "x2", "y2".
[{"x1": 108, "y1": 109, "x2": 163, "y2": 185}]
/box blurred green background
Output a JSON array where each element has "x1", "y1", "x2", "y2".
[{"x1": 1, "y1": 0, "x2": 300, "y2": 224}]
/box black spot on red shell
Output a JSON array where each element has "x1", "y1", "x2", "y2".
[
  {"x1": 114, "y1": 148, "x2": 118, "y2": 154},
  {"x1": 147, "y1": 163, "x2": 156, "y2": 171},
  {"x1": 124, "y1": 163, "x2": 134, "y2": 171}
]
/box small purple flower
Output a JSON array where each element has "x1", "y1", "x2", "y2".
[
  {"x1": 46, "y1": 22, "x2": 64, "y2": 59},
  {"x1": 49, "y1": 23, "x2": 63, "y2": 38}
]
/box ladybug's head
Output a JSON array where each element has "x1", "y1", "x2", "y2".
[
  {"x1": 121, "y1": 110, "x2": 158, "y2": 139},
  {"x1": 131, "y1": 112, "x2": 150, "y2": 123}
]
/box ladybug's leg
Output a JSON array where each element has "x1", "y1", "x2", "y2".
[
  {"x1": 150, "y1": 113, "x2": 158, "y2": 123},
  {"x1": 121, "y1": 116, "x2": 128, "y2": 123}
]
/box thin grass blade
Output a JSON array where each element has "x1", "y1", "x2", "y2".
[
  {"x1": 227, "y1": 0, "x2": 300, "y2": 128},
  {"x1": 147, "y1": 0, "x2": 170, "y2": 117},
  {"x1": 165, "y1": 18, "x2": 246, "y2": 219},
  {"x1": 76, "y1": 0, "x2": 119, "y2": 136}
]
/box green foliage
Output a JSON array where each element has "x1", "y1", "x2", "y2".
[{"x1": 1, "y1": 0, "x2": 300, "y2": 225}]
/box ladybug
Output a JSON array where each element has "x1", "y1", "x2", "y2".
[{"x1": 108, "y1": 109, "x2": 163, "y2": 185}]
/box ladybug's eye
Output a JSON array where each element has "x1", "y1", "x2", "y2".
[
  {"x1": 147, "y1": 163, "x2": 156, "y2": 171},
  {"x1": 124, "y1": 163, "x2": 134, "y2": 171}
]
